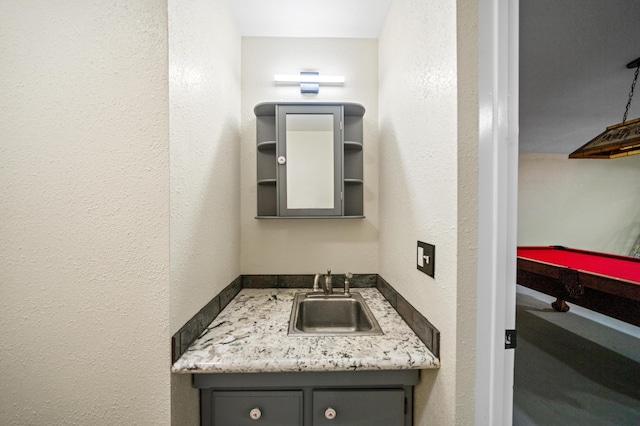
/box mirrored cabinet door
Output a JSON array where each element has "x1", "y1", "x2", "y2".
[{"x1": 277, "y1": 105, "x2": 342, "y2": 216}]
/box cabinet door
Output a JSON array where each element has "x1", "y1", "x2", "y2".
[
  {"x1": 277, "y1": 105, "x2": 343, "y2": 217},
  {"x1": 312, "y1": 389, "x2": 405, "y2": 426},
  {"x1": 211, "y1": 391, "x2": 303, "y2": 426}
]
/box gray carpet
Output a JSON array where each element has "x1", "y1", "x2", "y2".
[{"x1": 513, "y1": 291, "x2": 640, "y2": 425}]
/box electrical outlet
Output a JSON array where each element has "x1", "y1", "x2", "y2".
[{"x1": 417, "y1": 241, "x2": 435, "y2": 278}]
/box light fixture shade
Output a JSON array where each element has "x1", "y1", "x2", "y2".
[
  {"x1": 273, "y1": 74, "x2": 345, "y2": 84},
  {"x1": 569, "y1": 117, "x2": 640, "y2": 159},
  {"x1": 274, "y1": 72, "x2": 345, "y2": 94},
  {"x1": 299, "y1": 71, "x2": 319, "y2": 94}
]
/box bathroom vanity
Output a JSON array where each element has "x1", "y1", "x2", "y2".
[
  {"x1": 172, "y1": 288, "x2": 439, "y2": 426},
  {"x1": 195, "y1": 370, "x2": 418, "y2": 426}
]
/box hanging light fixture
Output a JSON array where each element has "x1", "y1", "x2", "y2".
[{"x1": 569, "y1": 57, "x2": 640, "y2": 159}]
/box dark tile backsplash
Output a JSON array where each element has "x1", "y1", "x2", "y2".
[
  {"x1": 376, "y1": 275, "x2": 440, "y2": 358},
  {"x1": 412, "y1": 312, "x2": 439, "y2": 358},
  {"x1": 172, "y1": 276, "x2": 241, "y2": 363},
  {"x1": 278, "y1": 274, "x2": 315, "y2": 288},
  {"x1": 242, "y1": 274, "x2": 377, "y2": 289},
  {"x1": 219, "y1": 278, "x2": 242, "y2": 308},
  {"x1": 241, "y1": 275, "x2": 278, "y2": 288},
  {"x1": 375, "y1": 277, "x2": 397, "y2": 307},
  {"x1": 395, "y1": 293, "x2": 413, "y2": 324},
  {"x1": 171, "y1": 274, "x2": 440, "y2": 363}
]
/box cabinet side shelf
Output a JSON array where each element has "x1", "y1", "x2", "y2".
[
  {"x1": 257, "y1": 141, "x2": 276, "y2": 151},
  {"x1": 254, "y1": 103, "x2": 276, "y2": 116},
  {"x1": 344, "y1": 179, "x2": 364, "y2": 185},
  {"x1": 257, "y1": 179, "x2": 277, "y2": 185},
  {"x1": 344, "y1": 141, "x2": 363, "y2": 151},
  {"x1": 344, "y1": 103, "x2": 366, "y2": 117}
]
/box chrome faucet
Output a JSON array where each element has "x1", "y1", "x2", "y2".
[
  {"x1": 313, "y1": 269, "x2": 333, "y2": 294},
  {"x1": 312, "y1": 270, "x2": 354, "y2": 296}
]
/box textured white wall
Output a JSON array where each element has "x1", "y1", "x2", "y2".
[
  {"x1": 379, "y1": 0, "x2": 478, "y2": 424},
  {"x1": 0, "y1": 1, "x2": 170, "y2": 424},
  {"x1": 169, "y1": 0, "x2": 241, "y2": 336},
  {"x1": 240, "y1": 37, "x2": 379, "y2": 275},
  {"x1": 168, "y1": 1, "x2": 241, "y2": 423},
  {"x1": 518, "y1": 153, "x2": 640, "y2": 255}
]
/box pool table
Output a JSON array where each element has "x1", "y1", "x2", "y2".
[{"x1": 517, "y1": 246, "x2": 640, "y2": 327}]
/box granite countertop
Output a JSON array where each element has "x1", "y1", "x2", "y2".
[{"x1": 171, "y1": 288, "x2": 440, "y2": 374}]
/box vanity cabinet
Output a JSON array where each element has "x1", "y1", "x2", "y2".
[
  {"x1": 210, "y1": 391, "x2": 303, "y2": 426},
  {"x1": 254, "y1": 102, "x2": 365, "y2": 218},
  {"x1": 312, "y1": 389, "x2": 405, "y2": 425},
  {"x1": 195, "y1": 370, "x2": 417, "y2": 426}
]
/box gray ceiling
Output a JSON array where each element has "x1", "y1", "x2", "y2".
[{"x1": 520, "y1": 0, "x2": 640, "y2": 153}]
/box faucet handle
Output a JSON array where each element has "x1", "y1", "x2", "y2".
[
  {"x1": 344, "y1": 272, "x2": 352, "y2": 296},
  {"x1": 324, "y1": 269, "x2": 333, "y2": 294}
]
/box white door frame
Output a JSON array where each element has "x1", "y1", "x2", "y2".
[{"x1": 475, "y1": 0, "x2": 519, "y2": 425}]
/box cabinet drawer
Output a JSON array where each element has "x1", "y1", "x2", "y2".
[
  {"x1": 312, "y1": 389, "x2": 405, "y2": 426},
  {"x1": 211, "y1": 391, "x2": 303, "y2": 426}
]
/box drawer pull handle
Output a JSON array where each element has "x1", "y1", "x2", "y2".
[
  {"x1": 249, "y1": 407, "x2": 262, "y2": 420},
  {"x1": 325, "y1": 407, "x2": 337, "y2": 420}
]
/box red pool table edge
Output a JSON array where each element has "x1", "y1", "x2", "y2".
[
  {"x1": 517, "y1": 245, "x2": 640, "y2": 284},
  {"x1": 517, "y1": 258, "x2": 640, "y2": 301},
  {"x1": 516, "y1": 246, "x2": 640, "y2": 327}
]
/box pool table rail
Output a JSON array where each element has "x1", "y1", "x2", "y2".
[{"x1": 516, "y1": 246, "x2": 640, "y2": 327}]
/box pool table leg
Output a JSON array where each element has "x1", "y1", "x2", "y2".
[{"x1": 551, "y1": 298, "x2": 570, "y2": 312}]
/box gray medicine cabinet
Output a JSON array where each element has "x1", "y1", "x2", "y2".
[{"x1": 255, "y1": 102, "x2": 365, "y2": 218}]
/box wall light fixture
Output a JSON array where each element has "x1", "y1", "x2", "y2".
[{"x1": 274, "y1": 71, "x2": 345, "y2": 94}]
